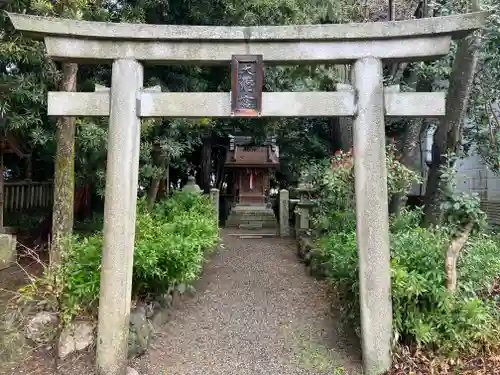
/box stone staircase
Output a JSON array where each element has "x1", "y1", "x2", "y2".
[{"x1": 225, "y1": 204, "x2": 277, "y2": 231}]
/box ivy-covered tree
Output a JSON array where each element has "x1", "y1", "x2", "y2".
[
  {"x1": 467, "y1": 0, "x2": 500, "y2": 170},
  {"x1": 422, "y1": 0, "x2": 499, "y2": 226}
]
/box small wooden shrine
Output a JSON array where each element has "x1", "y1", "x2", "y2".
[
  {"x1": 225, "y1": 135, "x2": 279, "y2": 206},
  {"x1": 224, "y1": 135, "x2": 279, "y2": 229}
]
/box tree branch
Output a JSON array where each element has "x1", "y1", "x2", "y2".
[{"x1": 445, "y1": 221, "x2": 474, "y2": 293}]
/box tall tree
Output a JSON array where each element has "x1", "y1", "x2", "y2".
[
  {"x1": 467, "y1": 0, "x2": 500, "y2": 171},
  {"x1": 51, "y1": 60, "x2": 78, "y2": 265},
  {"x1": 30, "y1": 0, "x2": 108, "y2": 266},
  {"x1": 143, "y1": 119, "x2": 193, "y2": 210},
  {"x1": 422, "y1": 0, "x2": 482, "y2": 226}
]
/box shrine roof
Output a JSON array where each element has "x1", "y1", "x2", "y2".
[
  {"x1": 229, "y1": 135, "x2": 277, "y2": 146},
  {"x1": 225, "y1": 139, "x2": 279, "y2": 167}
]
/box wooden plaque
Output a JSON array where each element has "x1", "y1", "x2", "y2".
[{"x1": 231, "y1": 55, "x2": 263, "y2": 117}]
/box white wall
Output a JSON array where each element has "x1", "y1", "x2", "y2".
[
  {"x1": 455, "y1": 151, "x2": 500, "y2": 227},
  {"x1": 409, "y1": 142, "x2": 500, "y2": 226},
  {"x1": 407, "y1": 103, "x2": 500, "y2": 226}
]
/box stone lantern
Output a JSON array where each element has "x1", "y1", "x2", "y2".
[
  {"x1": 182, "y1": 176, "x2": 201, "y2": 194},
  {"x1": 295, "y1": 182, "x2": 316, "y2": 234}
]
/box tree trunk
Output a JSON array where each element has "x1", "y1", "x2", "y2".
[
  {"x1": 157, "y1": 178, "x2": 166, "y2": 199},
  {"x1": 200, "y1": 136, "x2": 212, "y2": 193},
  {"x1": 389, "y1": 120, "x2": 426, "y2": 215},
  {"x1": 157, "y1": 161, "x2": 170, "y2": 199},
  {"x1": 146, "y1": 145, "x2": 167, "y2": 211},
  {"x1": 389, "y1": 78, "x2": 432, "y2": 215},
  {"x1": 422, "y1": 19, "x2": 480, "y2": 227},
  {"x1": 165, "y1": 162, "x2": 170, "y2": 195},
  {"x1": 332, "y1": 65, "x2": 353, "y2": 151},
  {"x1": 214, "y1": 146, "x2": 226, "y2": 190},
  {"x1": 388, "y1": 1, "x2": 429, "y2": 83},
  {"x1": 50, "y1": 62, "x2": 78, "y2": 267},
  {"x1": 389, "y1": 0, "x2": 395, "y2": 20},
  {"x1": 445, "y1": 221, "x2": 474, "y2": 293},
  {"x1": 0, "y1": 148, "x2": 4, "y2": 229}
]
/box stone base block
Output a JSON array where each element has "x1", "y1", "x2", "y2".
[
  {"x1": 226, "y1": 204, "x2": 277, "y2": 229},
  {"x1": 0, "y1": 233, "x2": 17, "y2": 270}
]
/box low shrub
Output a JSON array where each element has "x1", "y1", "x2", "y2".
[
  {"x1": 315, "y1": 210, "x2": 500, "y2": 356},
  {"x1": 72, "y1": 213, "x2": 104, "y2": 235},
  {"x1": 21, "y1": 192, "x2": 219, "y2": 322},
  {"x1": 301, "y1": 144, "x2": 421, "y2": 233},
  {"x1": 4, "y1": 211, "x2": 46, "y2": 232}
]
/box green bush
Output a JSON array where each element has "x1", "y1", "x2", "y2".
[
  {"x1": 73, "y1": 213, "x2": 104, "y2": 234},
  {"x1": 36, "y1": 192, "x2": 219, "y2": 321},
  {"x1": 4, "y1": 212, "x2": 46, "y2": 232},
  {"x1": 316, "y1": 210, "x2": 500, "y2": 356},
  {"x1": 457, "y1": 231, "x2": 500, "y2": 296},
  {"x1": 300, "y1": 145, "x2": 421, "y2": 233}
]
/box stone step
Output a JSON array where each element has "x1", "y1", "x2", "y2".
[
  {"x1": 227, "y1": 213, "x2": 276, "y2": 217},
  {"x1": 226, "y1": 217, "x2": 276, "y2": 224},
  {"x1": 226, "y1": 204, "x2": 278, "y2": 229},
  {"x1": 227, "y1": 231, "x2": 278, "y2": 238},
  {"x1": 229, "y1": 210, "x2": 275, "y2": 215},
  {"x1": 227, "y1": 215, "x2": 276, "y2": 221},
  {"x1": 226, "y1": 212, "x2": 276, "y2": 218},
  {"x1": 237, "y1": 235, "x2": 271, "y2": 239},
  {"x1": 226, "y1": 216, "x2": 277, "y2": 223},
  {"x1": 238, "y1": 223, "x2": 263, "y2": 230},
  {"x1": 226, "y1": 221, "x2": 277, "y2": 229}
]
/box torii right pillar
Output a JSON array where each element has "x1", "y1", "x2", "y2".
[{"x1": 352, "y1": 57, "x2": 392, "y2": 374}]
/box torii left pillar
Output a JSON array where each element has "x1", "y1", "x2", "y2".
[{"x1": 96, "y1": 59, "x2": 143, "y2": 375}]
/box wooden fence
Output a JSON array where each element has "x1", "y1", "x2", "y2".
[{"x1": 3, "y1": 181, "x2": 53, "y2": 212}]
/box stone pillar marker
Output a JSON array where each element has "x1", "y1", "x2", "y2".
[
  {"x1": 96, "y1": 59, "x2": 144, "y2": 375},
  {"x1": 296, "y1": 183, "x2": 315, "y2": 234},
  {"x1": 352, "y1": 57, "x2": 392, "y2": 374},
  {"x1": 210, "y1": 188, "x2": 220, "y2": 225},
  {"x1": 0, "y1": 233, "x2": 17, "y2": 270},
  {"x1": 279, "y1": 189, "x2": 290, "y2": 237}
]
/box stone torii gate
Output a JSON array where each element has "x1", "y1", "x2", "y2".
[{"x1": 7, "y1": 11, "x2": 488, "y2": 375}]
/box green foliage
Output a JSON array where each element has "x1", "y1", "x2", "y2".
[
  {"x1": 457, "y1": 231, "x2": 500, "y2": 297},
  {"x1": 439, "y1": 153, "x2": 488, "y2": 232},
  {"x1": 300, "y1": 145, "x2": 421, "y2": 232},
  {"x1": 59, "y1": 234, "x2": 103, "y2": 320},
  {"x1": 20, "y1": 192, "x2": 219, "y2": 322},
  {"x1": 3, "y1": 212, "x2": 46, "y2": 232},
  {"x1": 74, "y1": 118, "x2": 109, "y2": 194},
  {"x1": 307, "y1": 146, "x2": 498, "y2": 355},
  {"x1": 467, "y1": 1, "x2": 500, "y2": 172},
  {"x1": 72, "y1": 213, "x2": 104, "y2": 234},
  {"x1": 315, "y1": 210, "x2": 500, "y2": 356},
  {"x1": 421, "y1": 0, "x2": 500, "y2": 173},
  {"x1": 138, "y1": 118, "x2": 200, "y2": 194},
  {"x1": 132, "y1": 192, "x2": 218, "y2": 294}
]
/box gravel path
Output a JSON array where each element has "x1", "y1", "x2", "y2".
[{"x1": 132, "y1": 230, "x2": 362, "y2": 375}]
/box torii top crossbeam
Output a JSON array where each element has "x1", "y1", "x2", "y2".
[
  {"x1": 7, "y1": 12, "x2": 489, "y2": 64},
  {"x1": 6, "y1": 11, "x2": 490, "y2": 120}
]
